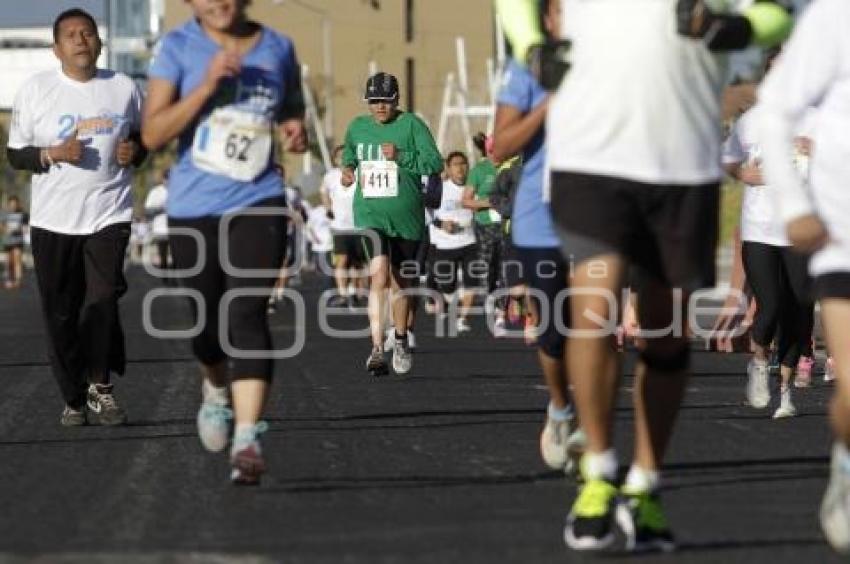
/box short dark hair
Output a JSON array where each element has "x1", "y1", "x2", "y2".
[
  {"x1": 445, "y1": 151, "x2": 468, "y2": 165},
  {"x1": 53, "y1": 8, "x2": 99, "y2": 42}
]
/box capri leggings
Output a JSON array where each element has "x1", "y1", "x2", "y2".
[
  {"x1": 169, "y1": 196, "x2": 287, "y2": 380},
  {"x1": 517, "y1": 247, "x2": 569, "y2": 359},
  {"x1": 741, "y1": 241, "x2": 813, "y2": 369}
]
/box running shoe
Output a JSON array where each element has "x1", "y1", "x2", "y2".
[
  {"x1": 564, "y1": 475, "x2": 619, "y2": 551},
  {"x1": 456, "y1": 317, "x2": 472, "y2": 334},
  {"x1": 230, "y1": 422, "x2": 269, "y2": 486},
  {"x1": 86, "y1": 383, "x2": 127, "y2": 426},
  {"x1": 826, "y1": 357, "x2": 837, "y2": 383},
  {"x1": 197, "y1": 399, "x2": 233, "y2": 453},
  {"x1": 383, "y1": 329, "x2": 416, "y2": 351},
  {"x1": 366, "y1": 346, "x2": 389, "y2": 377},
  {"x1": 616, "y1": 488, "x2": 676, "y2": 553},
  {"x1": 746, "y1": 358, "x2": 771, "y2": 409},
  {"x1": 383, "y1": 328, "x2": 394, "y2": 352},
  {"x1": 493, "y1": 315, "x2": 507, "y2": 338},
  {"x1": 328, "y1": 294, "x2": 348, "y2": 308},
  {"x1": 821, "y1": 442, "x2": 850, "y2": 553},
  {"x1": 540, "y1": 416, "x2": 586, "y2": 475},
  {"x1": 392, "y1": 335, "x2": 413, "y2": 375},
  {"x1": 60, "y1": 404, "x2": 86, "y2": 427},
  {"x1": 773, "y1": 387, "x2": 797, "y2": 419},
  {"x1": 794, "y1": 355, "x2": 815, "y2": 388}
]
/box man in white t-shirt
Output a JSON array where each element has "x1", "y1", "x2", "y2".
[
  {"x1": 5, "y1": 8, "x2": 145, "y2": 428},
  {"x1": 495, "y1": 0, "x2": 794, "y2": 553},
  {"x1": 429, "y1": 151, "x2": 477, "y2": 333},
  {"x1": 144, "y1": 170, "x2": 170, "y2": 273},
  {"x1": 321, "y1": 145, "x2": 366, "y2": 308}
]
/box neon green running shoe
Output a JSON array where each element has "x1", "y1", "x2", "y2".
[
  {"x1": 616, "y1": 487, "x2": 676, "y2": 553},
  {"x1": 564, "y1": 477, "x2": 619, "y2": 551}
]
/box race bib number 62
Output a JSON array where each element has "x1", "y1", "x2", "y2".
[
  {"x1": 360, "y1": 160, "x2": 399, "y2": 198},
  {"x1": 192, "y1": 107, "x2": 272, "y2": 182}
]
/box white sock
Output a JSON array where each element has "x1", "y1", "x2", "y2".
[
  {"x1": 202, "y1": 379, "x2": 228, "y2": 405},
  {"x1": 583, "y1": 449, "x2": 618, "y2": 482},
  {"x1": 234, "y1": 422, "x2": 256, "y2": 441},
  {"x1": 624, "y1": 464, "x2": 660, "y2": 494}
]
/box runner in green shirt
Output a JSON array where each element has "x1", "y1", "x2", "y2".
[
  {"x1": 340, "y1": 72, "x2": 443, "y2": 376},
  {"x1": 463, "y1": 133, "x2": 506, "y2": 332}
]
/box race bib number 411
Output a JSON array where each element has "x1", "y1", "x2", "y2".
[
  {"x1": 360, "y1": 160, "x2": 399, "y2": 198},
  {"x1": 192, "y1": 107, "x2": 272, "y2": 182}
]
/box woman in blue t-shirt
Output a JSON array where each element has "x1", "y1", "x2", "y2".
[
  {"x1": 491, "y1": 0, "x2": 586, "y2": 477},
  {"x1": 142, "y1": 0, "x2": 306, "y2": 485}
]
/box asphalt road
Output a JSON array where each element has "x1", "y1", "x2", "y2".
[{"x1": 0, "y1": 266, "x2": 843, "y2": 563}]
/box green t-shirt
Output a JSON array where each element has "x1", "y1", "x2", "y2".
[
  {"x1": 342, "y1": 112, "x2": 444, "y2": 241},
  {"x1": 468, "y1": 158, "x2": 498, "y2": 225}
]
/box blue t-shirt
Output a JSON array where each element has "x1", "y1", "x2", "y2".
[
  {"x1": 148, "y1": 20, "x2": 302, "y2": 218},
  {"x1": 497, "y1": 59, "x2": 558, "y2": 249}
]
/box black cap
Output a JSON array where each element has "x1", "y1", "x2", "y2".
[{"x1": 364, "y1": 72, "x2": 399, "y2": 102}]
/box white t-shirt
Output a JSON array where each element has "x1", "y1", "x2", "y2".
[
  {"x1": 144, "y1": 184, "x2": 169, "y2": 239},
  {"x1": 322, "y1": 168, "x2": 356, "y2": 230},
  {"x1": 8, "y1": 68, "x2": 142, "y2": 235},
  {"x1": 429, "y1": 180, "x2": 476, "y2": 250},
  {"x1": 723, "y1": 107, "x2": 788, "y2": 246},
  {"x1": 549, "y1": 0, "x2": 749, "y2": 185},
  {"x1": 306, "y1": 205, "x2": 333, "y2": 253},
  {"x1": 759, "y1": 0, "x2": 850, "y2": 277}
]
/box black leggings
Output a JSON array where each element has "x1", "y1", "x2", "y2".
[
  {"x1": 169, "y1": 197, "x2": 287, "y2": 381},
  {"x1": 741, "y1": 241, "x2": 814, "y2": 368}
]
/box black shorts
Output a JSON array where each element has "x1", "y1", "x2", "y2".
[
  {"x1": 333, "y1": 233, "x2": 366, "y2": 264},
  {"x1": 361, "y1": 229, "x2": 422, "y2": 281},
  {"x1": 4, "y1": 243, "x2": 23, "y2": 251},
  {"x1": 814, "y1": 272, "x2": 850, "y2": 300},
  {"x1": 550, "y1": 171, "x2": 719, "y2": 291},
  {"x1": 431, "y1": 244, "x2": 478, "y2": 294}
]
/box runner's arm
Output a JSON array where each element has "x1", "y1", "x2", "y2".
[
  {"x1": 396, "y1": 117, "x2": 444, "y2": 176},
  {"x1": 492, "y1": 98, "x2": 548, "y2": 164},
  {"x1": 759, "y1": 0, "x2": 837, "y2": 223},
  {"x1": 5, "y1": 147, "x2": 48, "y2": 174},
  {"x1": 142, "y1": 78, "x2": 216, "y2": 151},
  {"x1": 462, "y1": 185, "x2": 490, "y2": 211}
]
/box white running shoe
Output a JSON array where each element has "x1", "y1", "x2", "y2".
[
  {"x1": 746, "y1": 359, "x2": 771, "y2": 409},
  {"x1": 540, "y1": 416, "x2": 585, "y2": 474},
  {"x1": 456, "y1": 317, "x2": 472, "y2": 334},
  {"x1": 407, "y1": 330, "x2": 416, "y2": 350},
  {"x1": 493, "y1": 316, "x2": 507, "y2": 338},
  {"x1": 383, "y1": 328, "x2": 395, "y2": 352},
  {"x1": 772, "y1": 387, "x2": 797, "y2": 419},
  {"x1": 392, "y1": 336, "x2": 413, "y2": 374},
  {"x1": 826, "y1": 357, "x2": 837, "y2": 383},
  {"x1": 821, "y1": 443, "x2": 850, "y2": 553},
  {"x1": 197, "y1": 400, "x2": 233, "y2": 452}
]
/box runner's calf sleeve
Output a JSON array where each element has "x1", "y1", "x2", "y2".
[
  {"x1": 6, "y1": 146, "x2": 48, "y2": 174},
  {"x1": 639, "y1": 344, "x2": 691, "y2": 373},
  {"x1": 677, "y1": 0, "x2": 792, "y2": 51}
]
